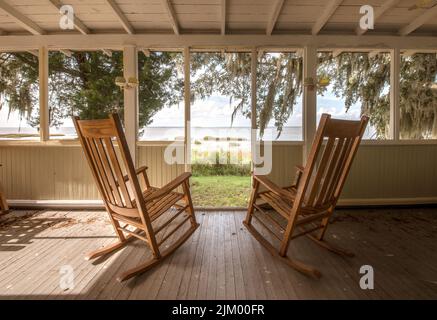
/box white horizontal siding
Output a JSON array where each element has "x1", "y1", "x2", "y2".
[{"x1": 1, "y1": 144, "x2": 437, "y2": 204}]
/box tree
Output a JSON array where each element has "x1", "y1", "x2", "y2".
[
  {"x1": 190, "y1": 52, "x2": 251, "y2": 121},
  {"x1": 0, "y1": 52, "x2": 39, "y2": 128},
  {"x1": 0, "y1": 51, "x2": 184, "y2": 135},
  {"x1": 48, "y1": 51, "x2": 125, "y2": 124},
  {"x1": 256, "y1": 52, "x2": 302, "y2": 138},
  {"x1": 314, "y1": 52, "x2": 437, "y2": 139},
  {"x1": 1, "y1": 50, "x2": 436, "y2": 140},
  {"x1": 189, "y1": 52, "x2": 390, "y2": 139},
  {"x1": 190, "y1": 52, "x2": 303, "y2": 138},
  {"x1": 399, "y1": 53, "x2": 437, "y2": 139},
  {"x1": 191, "y1": 51, "x2": 436, "y2": 140},
  {"x1": 138, "y1": 51, "x2": 184, "y2": 130},
  {"x1": 317, "y1": 52, "x2": 391, "y2": 139}
]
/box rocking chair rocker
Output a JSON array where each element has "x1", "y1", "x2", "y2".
[
  {"x1": 244, "y1": 113, "x2": 368, "y2": 278},
  {"x1": 74, "y1": 113, "x2": 199, "y2": 282}
]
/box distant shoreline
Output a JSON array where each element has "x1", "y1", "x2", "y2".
[{"x1": 0, "y1": 126, "x2": 304, "y2": 141}]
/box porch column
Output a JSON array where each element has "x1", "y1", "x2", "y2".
[
  {"x1": 184, "y1": 47, "x2": 191, "y2": 172},
  {"x1": 39, "y1": 46, "x2": 49, "y2": 141},
  {"x1": 390, "y1": 48, "x2": 400, "y2": 140},
  {"x1": 123, "y1": 45, "x2": 139, "y2": 165},
  {"x1": 250, "y1": 48, "x2": 257, "y2": 174},
  {"x1": 303, "y1": 46, "x2": 317, "y2": 163}
]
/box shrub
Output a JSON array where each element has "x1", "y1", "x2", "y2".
[{"x1": 191, "y1": 163, "x2": 251, "y2": 177}]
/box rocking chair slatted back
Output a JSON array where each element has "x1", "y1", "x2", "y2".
[
  {"x1": 74, "y1": 114, "x2": 139, "y2": 216},
  {"x1": 297, "y1": 114, "x2": 369, "y2": 211}
]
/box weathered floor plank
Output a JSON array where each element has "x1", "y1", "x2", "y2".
[{"x1": 0, "y1": 208, "x2": 436, "y2": 300}]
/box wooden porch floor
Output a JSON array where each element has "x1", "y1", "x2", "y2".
[{"x1": 0, "y1": 208, "x2": 436, "y2": 300}]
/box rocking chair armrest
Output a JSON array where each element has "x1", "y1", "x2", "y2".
[
  {"x1": 295, "y1": 165, "x2": 304, "y2": 173},
  {"x1": 136, "y1": 166, "x2": 148, "y2": 175},
  {"x1": 253, "y1": 175, "x2": 294, "y2": 200},
  {"x1": 294, "y1": 165, "x2": 305, "y2": 187},
  {"x1": 123, "y1": 166, "x2": 149, "y2": 182},
  {"x1": 144, "y1": 172, "x2": 192, "y2": 202},
  {"x1": 120, "y1": 166, "x2": 151, "y2": 191}
]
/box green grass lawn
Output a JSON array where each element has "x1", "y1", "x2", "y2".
[{"x1": 191, "y1": 175, "x2": 251, "y2": 208}]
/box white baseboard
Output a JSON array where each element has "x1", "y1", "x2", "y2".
[
  {"x1": 8, "y1": 200, "x2": 104, "y2": 209},
  {"x1": 337, "y1": 197, "x2": 437, "y2": 206},
  {"x1": 6, "y1": 197, "x2": 437, "y2": 210}
]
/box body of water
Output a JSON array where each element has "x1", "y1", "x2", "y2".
[
  {"x1": 141, "y1": 126, "x2": 303, "y2": 141},
  {"x1": 0, "y1": 124, "x2": 377, "y2": 141},
  {"x1": 0, "y1": 126, "x2": 304, "y2": 141}
]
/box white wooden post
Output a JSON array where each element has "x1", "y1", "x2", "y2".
[
  {"x1": 251, "y1": 48, "x2": 258, "y2": 174},
  {"x1": 184, "y1": 47, "x2": 191, "y2": 172},
  {"x1": 390, "y1": 48, "x2": 400, "y2": 140},
  {"x1": 303, "y1": 46, "x2": 317, "y2": 163},
  {"x1": 39, "y1": 46, "x2": 49, "y2": 141},
  {"x1": 123, "y1": 45, "x2": 139, "y2": 165}
]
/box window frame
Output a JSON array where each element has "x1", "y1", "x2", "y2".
[
  {"x1": 137, "y1": 48, "x2": 185, "y2": 143},
  {"x1": 0, "y1": 46, "x2": 436, "y2": 148},
  {"x1": 315, "y1": 48, "x2": 393, "y2": 141},
  {"x1": 0, "y1": 49, "x2": 42, "y2": 142}
]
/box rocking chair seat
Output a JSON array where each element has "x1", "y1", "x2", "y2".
[
  {"x1": 259, "y1": 188, "x2": 331, "y2": 226},
  {"x1": 259, "y1": 189, "x2": 295, "y2": 220},
  {"x1": 142, "y1": 187, "x2": 185, "y2": 221},
  {"x1": 111, "y1": 187, "x2": 185, "y2": 227}
]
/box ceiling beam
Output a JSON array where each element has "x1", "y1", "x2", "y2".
[
  {"x1": 106, "y1": 0, "x2": 135, "y2": 34},
  {"x1": 312, "y1": 0, "x2": 343, "y2": 35},
  {"x1": 60, "y1": 49, "x2": 73, "y2": 57},
  {"x1": 162, "y1": 0, "x2": 180, "y2": 35},
  {"x1": 357, "y1": 0, "x2": 401, "y2": 35},
  {"x1": 102, "y1": 49, "x2": 113, "y2": 57},
  {"x1": 48, "y1": 0, "x2": 90, "y2": 35},
  {"x1": 332, "y1": 49, "x2": 343, "y2": 58},
  {"x1": 221, "y1": 0, "x2": 226, "y2": 35},
  {"x1": 295, "y1": 49, "x2": 303, "y2": 58},
  {"x1": 402, "y1": 50, "x2": 418, "y2": 56},
  {"x1": 28, "y1": 49, "x2": 73, "y2": 57},
  {"x1": 266, "y1": 0, "x2": 285, "y2": 36},
  {"x1": 27, "y1": 50, "x2": 39, "y2": 57},
  {"x1": 0, "y1": 0, "x2": 45, "y2": 35},
  {"x1": 368, "y1": 50, "x2": 382, "y2": 58},
  {"x1": 0, "y1": 34, "x2": 437, "y2": 52},
  {"x1": 399, "y1": 5, "x2": 437, "y2": 36},
  {"x1": 141, "y1": 48, "x2": 151, "y2": 57}
]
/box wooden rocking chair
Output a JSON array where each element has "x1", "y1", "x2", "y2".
[
  {"x1": 73, "y1": 113, "x2": 199, "y2": 282},
  {"x1": 244, "y1": 113, "x2": 368, "y2": 279}
]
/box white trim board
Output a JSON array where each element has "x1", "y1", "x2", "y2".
[
  {"x1": 337, "y1": 197, "x2": 437, "y2": 206},
  {"x1": 1, "y1": 35, "x2": 437, "y2": 51},
  {"x1": 8, "y1": 200, "x2": 104, "y2": 210},
  {"x1": 7, "y1": 197, "x2": 437, "y2": 210}
]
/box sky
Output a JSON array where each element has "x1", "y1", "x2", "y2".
[
  {"x1": 0, "y1": 106, "x2": 32, "y2": 128},
  {"x1": 146, "y1": 87, "x2": 361, "y2": 128}
]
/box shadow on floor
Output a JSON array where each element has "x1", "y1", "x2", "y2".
[{"x1": 0, "y1": 213, "x2": 72, "y2": 252}]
